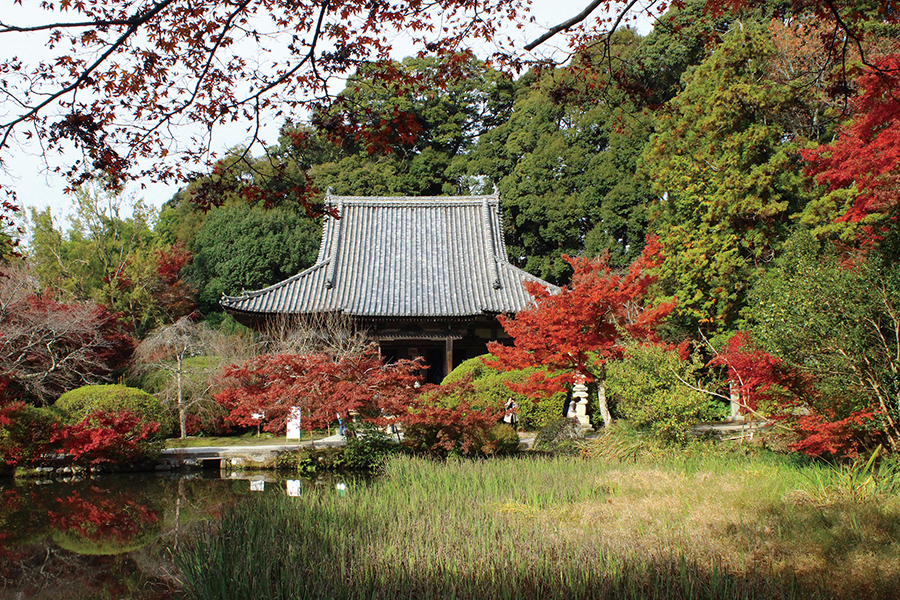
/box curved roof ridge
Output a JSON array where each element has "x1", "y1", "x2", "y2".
[
  {"x1": 497, "y1": 261, "x2": 561, "y2": 292},
  {"x1": 221, "y1": 261, "x2": 329, "y2": 304},
  {"x1": 326, "y1": 194, "x2": 499, "y2": 206}
]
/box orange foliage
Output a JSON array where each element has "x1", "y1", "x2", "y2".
[{"x1": 486, "y1": 237, "x2": 674, "y2": 397}]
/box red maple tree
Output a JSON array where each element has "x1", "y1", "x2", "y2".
[
  {"x1": 398, "y1": 377, "x2": 510, "y2": 456},
  {"x1": 0, "y1": 399, "x2": 45, "y2": 471},
  {"x1": 802, "y1": 53, "x2": 900, "y2": 227},
  {"x1": 215, "y1": 346, "x2": 508, "y2": 454},
  {"x1": 151, "y1": 243, "x2": 196, "y2": 321},
  {"x1": 49, "y1": 410, "x2": 161, "y2": 467},
  {"x1": 215, "y1": 346, "x2": 422, "y2": 435},
  {"x1": 710, "y1": 331, "x2": 891, "y2": 458},
  {"x1": 485, "y1": 237, "x2": 676, "y2": 425},
  {"x1": 708, "y1": 331, "x2": 813, "y2": 415}
]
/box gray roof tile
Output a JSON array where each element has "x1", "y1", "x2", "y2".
[{"x1": 221, "y1": 194, "x2": 556, "y2": 318}]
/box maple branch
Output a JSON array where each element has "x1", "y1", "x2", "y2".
[
  {"x1": 123, "y1": 0, "x2": 254, "y2": 164},
  {"x1": 0, "y1": 0, "x2": 176, "y2": 153},
  {"x1": 525, "y1": 0, "x2": 648, "y2": 53},
  {"x1": 233, "y1": 0, "x2": 332, "y2": 109},
  {"x1": 525, "y1": 0, "x2": 605, "y2": 51},
  {"x1": 0, "y1": 19, "x2": 135, "y2": 33}
]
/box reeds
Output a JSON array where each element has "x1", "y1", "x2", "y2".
[{"x1": 177, "y1": 452, "x2": 900, "y2": 600}]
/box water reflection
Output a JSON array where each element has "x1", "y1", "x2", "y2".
[{"x1": 0, "y1": 471, "x2": 320, "y2": 599}]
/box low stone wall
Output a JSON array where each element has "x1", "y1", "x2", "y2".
[{"x1": 158, "y1": 440, "x2": 346, "y2": 470}]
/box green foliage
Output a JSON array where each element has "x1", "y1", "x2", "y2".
[
  {"x1": 55, "y1": 385, "x2": 168, "y2": 437},
  {"x1": 0, "y1": 404, "x2": 59, "y2": 469},
  {"x1": 187, "y1": 203, "x2": 320, "y2": 313},
  {"x1": 487, "y1": 423, "x2": 522, "y2": 455},
  {"x1": 630, "y1": 0, "x2": 734, "y2": 107},
  {"x1": 643, "y1": 23, "x2": 815, "y2": 335},
  {"x1": 204, "y1": 312, "x2": 254, "y2": 336},
  {"x1": 279, "y1": 446, "x2": 347, "y2": 476},
  {"x1": 607, "y1": 344, "x2": 725, "y2": 443},
  {"x1": 343, "y1": 424, "x2": 403, "y2": 471},
  {"x1": 468, "y1": 31, "x2": 655, "y2": 283},
  {"x1": 442, "y1": 356, "x2": 564, "y2": 430},
  {"x1": 26, "y1": 187, "x2": 179, "y2": 336},
  {"x1": 749, "y1": 229, "x2": 900, "y2": 445},
  {"x1": 312, "y1": 55, "x2": 514, "y2": 197},
  {"x1": 276, "y1": 427, "x2": 404, "y2": 474},
  {"x1": 532, "y1": 418, "x2": 582, "y2": 455}
]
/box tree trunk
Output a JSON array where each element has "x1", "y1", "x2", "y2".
[
  {"x1": 177, "y1": 354, "x2": 187, "y2": 439},
  {"x1": 597, "y1": 379, "x2": 611, "y2": 428},
  {"x1": 729, "y1": 381, "x2": 741, "y2": 421}
]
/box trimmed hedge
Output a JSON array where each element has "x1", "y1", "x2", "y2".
[
  {"x1": 442, "y1": 356, "x2": 565, "y2": 430},
  {"x1": 55, "y1": 385, "x2": 168, "y2": 437}
]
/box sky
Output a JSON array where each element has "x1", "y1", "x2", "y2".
[{"x1": 1, "y1": 0, "x2": 657, "y2": 227}]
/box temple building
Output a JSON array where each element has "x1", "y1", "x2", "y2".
[{"x1": 221, "y1": 193, "x2": 556, "y2": 383}]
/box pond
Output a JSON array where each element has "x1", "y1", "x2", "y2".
[{"x1": 0, "y1": 469, "x2": 334, "y2": 599}]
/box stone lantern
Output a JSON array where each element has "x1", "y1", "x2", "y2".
[{"x1": 569, "y1": 375, "x2": 594, "y2": 431}]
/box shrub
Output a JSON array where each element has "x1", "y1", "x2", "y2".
[
  {"x1": 403, "y1": 415, "x2": 520, "y2": 458},
  {"x1": 55, "y1": 385, "x2": 168, "y2": 438},
  {"x1": 184, "y1": 412, "x2": 232, "y2": 437},
  {"x1": 0, "y1": 402, "x2": 59, "y2": 471},
  {"x1": 442, "y1": 356, "x2": 565, "y2": 430},
  {"x1": 533, "y1": 418, "x2": 582, "y2": 455},
  {"x1": 488, "y1": 423, "x2": 522, "y2": 455},
  {"x1": 49, "y1": 410, "x2": 161, "y2": 469},
  {"x1": 607, "y1": 344, "x2": 725, "y2": 443},
  {"x1": 343, "y1": 424, "x2": 403, "y2": 471}
]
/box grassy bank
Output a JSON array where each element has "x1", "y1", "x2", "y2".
[{"x1": 177, "y1": 449, "x2": 900, "y2": 600}]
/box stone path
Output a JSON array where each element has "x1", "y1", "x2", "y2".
[{"x1": 160, "y1": 431, "x2": 539, "y2": 468}]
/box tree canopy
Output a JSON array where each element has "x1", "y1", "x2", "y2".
[{"x1": 2, "y1": 0, "x2": 896, "y2": 221}]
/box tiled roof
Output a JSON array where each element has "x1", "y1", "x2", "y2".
[{"x1": 221, "y1": 194, "x2": 556, "y2": 318}]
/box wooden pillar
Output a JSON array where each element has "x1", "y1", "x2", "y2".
[{"x1": 444, "y1": 336, "x2": 454, "y2": 378}]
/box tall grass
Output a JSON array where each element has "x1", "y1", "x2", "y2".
[{"x1": 177, "y1": 452, "x2": 900, "y2": 600}]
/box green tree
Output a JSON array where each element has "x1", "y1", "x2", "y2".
[
  {"x1": 749, "y1": 230, "x2": 900, "y2": 451},
  {"x1": 188, "y1": 203, "x2": 320, "y2": 314},
  {"x1": 311, "y1": 55, "x2": 515, "y2": 197},
  {"x1": 468, "y1": 30, "x2": 669, "y2": 283},
  {"x1": 643, "y1": 23, "x2": 815, "y2": 337},
  {"x1": 26, "y1": 186, "x2": 182, "y2": 335},
  {"x1": 607, "y1": 343, "x2": 723, "y2": 443}
]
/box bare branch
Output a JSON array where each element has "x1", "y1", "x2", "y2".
[{"x1": 525, "y1": 0, "x2": 607, "y2": 51}]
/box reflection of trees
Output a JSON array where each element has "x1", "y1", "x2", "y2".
[
  {"x1": 0, "y1": 474, "x2": 264, "y2": 597},
  {"x1": 47, "y1": 487, "x2": 161, "y2": 554}
]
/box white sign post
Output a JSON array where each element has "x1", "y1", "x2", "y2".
[
  {"x1": 286, "y1": 407, "x2": 302, "y2": 442},
  {"x1": 251, "y1": 411, "x2": 265, "y2": 437}
]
